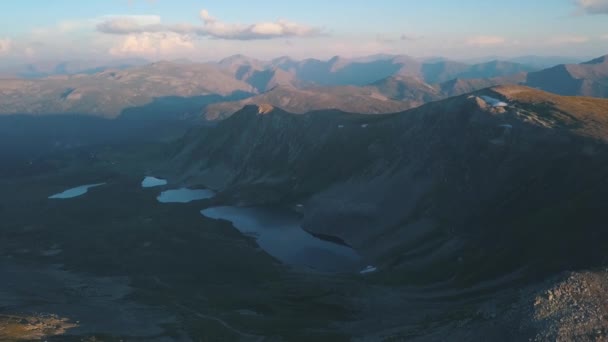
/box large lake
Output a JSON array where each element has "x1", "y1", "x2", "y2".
[{"x1": 201, "y1": 206, "x2": 361, "y2": 272}]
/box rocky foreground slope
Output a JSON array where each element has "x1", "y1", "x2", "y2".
[
  {"x1": 173, "y1": 85, "x2": 608, "y2": 284},
  {"x1": 167, "y1": 85, "x2": 608, "y2": 339}
]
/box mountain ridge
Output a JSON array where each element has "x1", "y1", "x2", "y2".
[
  {"x1": 0, "y1": 53, "x2": 607, "y2": 119},
  {"x1": 525, "y1": 55, "x2": 608, "y2": 97},
  {"x1": 171, "y1": 85, "x2": 608, "y2": 288}
]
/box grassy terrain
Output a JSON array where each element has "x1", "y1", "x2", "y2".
[{"x1": 0, "y1": 147, "x2": 360, "y2": 341}]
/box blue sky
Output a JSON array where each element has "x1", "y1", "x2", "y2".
[{"x1": 0, "y1": 0, "x2": 607, "y2": 62}]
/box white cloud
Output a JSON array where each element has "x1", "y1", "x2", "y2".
[
  {"x1": 601, "y1": 34, "x2": 608, "y2": 40},
  {"x1": 128, "y1": 0, "x2": 157, "y2": 4},
  {"x1": 199, "y1": 9, "x2": 215, "y2": 23},
  {"x1": 374, "y1": 33, "x2": 423, "y2": 44},
  {"x1": 97, "y1": 9, "x2": 323, "y2": 40},
  {"x1": 109, "y1": 32, "x2": 193, "y2": 57},
  {"x1": 465, "y1": 36, "x2": 506, "y2": 46},
  {"x1": 0, "y1": 38, "x2": 11, "y2": 55},
  {"x1": 575, "y1": 0, "x2": 608, "y2": 14},
  {"x1": 101, "y1": 15, "x2": 161, "y2": 26},
  {"x1": 547, "y1": 35, "x2": 589, "y2": 45}
]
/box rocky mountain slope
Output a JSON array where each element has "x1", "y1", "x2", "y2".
[
  {"x1": 200, "y1": 73, "x2": 527, "y2": 121},
  {"x1": 506, "y1": 55, "x2": 585, "y2": 69},
  {"x1": 0, "y1": 61, "x2": 254, "y2": 118},
  {"x1": 2, "y1": 54, "x2": 607, "y2": 121},
  {"x1": 202, "y1": 54, "x2": 608, "y2": 121},
  {"x1": 526, "y1": 55, "x2": 608, "y2": 97},
  {"x1": 159, "y1": 85, "x2": 608, "y2": 339},
  {"x1": 203, "y1": 79, "x2": 441, "y2": 120},
  {"x1": 3, "y1": 82, "x2": 608, "y2": 340},
  {"x1": 439, "y1": 72, "x2": 527, "y2": 97},
  {"x1": 218, "y1": 54, "x2": 302, "y2": 92},
  {"x1": 267, "y1": 54, "x2": 537, "y2": 85},
  {"x1": 368, "y1": 75, "x2": 443, "y2": 100},
  {"x1": 172, "y1": 86, "x2": 608, "y2": 288},
  {"x1": 422, "y1": 60, "x2": 536, "y2": 84},
  {"x1": 0, "y1": 58, "x2": 149, "y2": 79}
]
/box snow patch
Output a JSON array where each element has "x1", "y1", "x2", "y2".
[
  {"x1": 481, "y1": 96, "x2": 508, "y2": 107},
  {"x1": 360, "y1": 265, "x2": 377, "y2": 274}
]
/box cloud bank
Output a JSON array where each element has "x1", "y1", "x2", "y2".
[
  {"x1": 575, "y1": 0, "x2": 608, "y2": 14},
  {"x1": 547, "y1": 35, "x2": 589, "y2": 44},
  {"x1": 109, "y1": 32, "x2": 194, "y2": 56},
  {"x1": 465, "y1": 36, "x2": 506, "y2": 46},
  {"x1": 97, "y1": 9, "x2": 323, "y2": 40}
]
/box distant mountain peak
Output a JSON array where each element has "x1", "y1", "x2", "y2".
[
  {"x1": 328, "y1": 55, "x2": 341, "y2": 62},
  {"x1": 272, "y1": 55, "x2": 295, "y2": 63},
  {"x1": 582, "y1": 55, "x2": 608, "y2": 65},
  {"x1": 219, "y1": 54, "x2": 260, "y2": 66}
]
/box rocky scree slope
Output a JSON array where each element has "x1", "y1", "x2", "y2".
[
  {"x1": 171, "y1": 85, "x2": 608, "y2": 289},
  {"x1": 0, "y1": 61, "x2": 255, "y2": 117},
  {"x1": 202, "y1": 82, "x2": 435, "y2": 120}
]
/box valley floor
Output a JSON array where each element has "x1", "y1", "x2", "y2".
[{"x1": 1, "y1": 146, "x2": 606, "y2": 341}]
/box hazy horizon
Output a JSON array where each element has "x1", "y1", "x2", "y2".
[
  {"x1": 0, "y1": 53, "x2": 598, "y2": 69},
  {"x1": 1, "y1": 0, "x2": 607, "y2": 64}
]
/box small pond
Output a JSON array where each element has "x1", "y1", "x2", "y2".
[{"x1": 49, "y1": 183, "x2": 106, "y2": 199}]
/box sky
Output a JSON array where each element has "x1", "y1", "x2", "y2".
[{"x1": 0, "y1": 0, "x2": 607, "y2": 63}]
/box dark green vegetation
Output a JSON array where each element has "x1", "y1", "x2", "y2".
[
  {"x1": 0, "y1": 144, "x2": 363, "y2": 341},
  {"x1": 0, "y1": 114, "x2": 190, "y2": 163}
]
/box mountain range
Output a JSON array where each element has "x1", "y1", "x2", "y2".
[
  {"x1": 526, "y1": 55, "x2": 608, "y2": 97},
  {"x1": 0, "y1": 61, "x2": 255, "y2": 118},
  {"x1": 0, "y1": 58, "x2": 149, "y2": 79},
  {"x1": 3, "y1": 75, "x2": 608, "y2": 340},
  {"x1": 0, "y1": 53, "x2": 606, "y2": 120}
]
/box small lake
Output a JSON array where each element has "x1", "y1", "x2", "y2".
[
  {"x1": 157, "y1": 188, "x2": 215, "y2": 203},
  {"x1": 201, "y1": 206, "x2": 361, "y2": 272},
  {"x1": 141, "y1": 176, "x2": 167, "y2": 188},
  {"x1": 49, "y1": 183, "x2": 106, "y2": 199}
]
